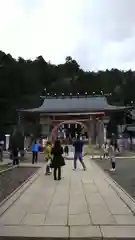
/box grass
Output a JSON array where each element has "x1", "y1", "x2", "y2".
[
  {"x1": 84, "y1": 145, "x2": 135, "y2": 157},
  {"x1": 0, "y1": 164, "x2": 12, "y2": 172},
  {"x1": 83, "y1": 145, "x2": 102, "y2": 156},
  {"x1": 0, "y1": 166, "x2": 7, "y2": 171},
  {"x1": 116, "y1": 150, "x2": 135, "y2": 157}
]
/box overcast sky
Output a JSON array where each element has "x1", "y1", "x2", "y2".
[{"x1": 0, "y1": 0, "x2": 135, "y2": 71}]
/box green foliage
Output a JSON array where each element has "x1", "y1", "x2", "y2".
[{"x1": 0, "y1": 51, "x2": 135, "y2": 134}]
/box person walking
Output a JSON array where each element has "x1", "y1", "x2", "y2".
[
  {"x1": 12, "y1": 147, "x2": 19, "y2": 165},
  {"x1": 32, "y1": 140, "x2": 38, "y2": 164},
  {"x1": 73, "y1": 135, "x2": 86, "y2": 171},
  {"x1": 108, "y1": 141, "x2": 116, "y2": 171},
  {"x1": 44, "y1": 141, "x2": 52, "y2": 175},
  {"x1": 51, "y1": 140, "x2": 65, "y2": 180},
  {"x1": 114, "y1": 139, "x2": 120, "y2": 153},
  {"x1": 10, "y1": 137, "x2": 19, "y2": 165}
]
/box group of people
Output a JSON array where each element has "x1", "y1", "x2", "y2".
[
  {"x1": 102, "y1": 140, "x2": 117, "y2": 171},
  {"x1": 32, "y1": 135, "x2": 86, "y2": 180}
]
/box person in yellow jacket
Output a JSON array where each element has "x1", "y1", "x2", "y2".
[{"x1": 44, "y1": 141, "x2": 52, "y2": 175}]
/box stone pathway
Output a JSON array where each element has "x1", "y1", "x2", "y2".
[{"x1": 0, "y1": 157, "x2": 135, "y2": 239}]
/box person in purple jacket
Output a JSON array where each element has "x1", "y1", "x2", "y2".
[{"x1": 73, "y1": 135, "x2": 86, "y2": 171}]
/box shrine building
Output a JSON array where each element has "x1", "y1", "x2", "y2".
[{"x1": 20, "y1": 95, "x2": 133, "y2": 145}]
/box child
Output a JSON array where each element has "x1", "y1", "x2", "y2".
[
  {"x1": 108, "y1": 141, "x2": 116, "y2": 171},
  {"x1": 44, "y1": 141, "x2": 52, "y2": 175}
]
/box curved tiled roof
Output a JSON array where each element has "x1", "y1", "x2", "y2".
[{"x1": 21, "y1": 96, "x2": 131, "y2": 113}]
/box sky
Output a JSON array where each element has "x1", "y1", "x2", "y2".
[{"x1": 0, "y1": 0, "x2": 135, "y2": 71}]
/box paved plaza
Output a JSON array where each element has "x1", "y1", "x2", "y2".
[{"x1": 1, "y1": 157, "x2": 135, "y2": 239}]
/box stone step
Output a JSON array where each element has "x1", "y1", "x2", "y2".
[{"x1": 1, "y1": 225, "x2": 135, "y2": 239}]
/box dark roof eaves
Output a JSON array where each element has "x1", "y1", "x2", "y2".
[{"x1": 20, "y1": 106, "x2": 132, "y2": 113}]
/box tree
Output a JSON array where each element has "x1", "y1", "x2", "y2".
[
  {"x1": 65, "y1": 56, "x2": 80, "y2": 75},
  {"x1": 0, "y1": 51, "x2": 135, "y2": 135}
]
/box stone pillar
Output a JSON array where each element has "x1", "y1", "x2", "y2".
[
  {"x1": 104, "y1": 125, "x2": 107, "y2": 143},
  {"x1": 40, "y1": 115, "x2": 51, "y2": 138},
  {"x1": 86, "y1": 120, "x2": 90, "y2": 145},
  {"x1": 96, "y1": 119, "x2": 104, "y2": 147},
  {"x1": 50, "y1": 122, "x2": 58, "y2": 142},
  {"x1": 24, "y1": 136, "x2": 31, "y2": 149},
  {"x1": 89, "y1": 116, "x2": 96, "y2": 145},
  {"x1": 5, "y1": 134, "x2": 10, "y2": 150},
  {"x1": 41, "y1": 124, "x2": 51, "y2": 137}
]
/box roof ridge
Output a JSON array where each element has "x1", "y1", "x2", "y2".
[{"x1": 41, "y1": 95, "x2": 106, "y2": 99}]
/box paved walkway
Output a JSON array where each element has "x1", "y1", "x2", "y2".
[{"x1": 1, "y1": 157, "x2": 135, "y2": 239}]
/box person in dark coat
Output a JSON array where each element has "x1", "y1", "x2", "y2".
[
  {"x1": 64, "y1": 145, "x2": 69, "y2": 156},
  {"x1": 12, "y1": 147, "x2": 19, "y2": 165},
  {"x1": 51, "y1": 140, "x2": 65, "y2": 180},
  {"x1": 10, "y1": 138, "x2": 19, "y2": 165},
  {"x1": 114, "y1": 139, "x2": 119, "y2": 152}
]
